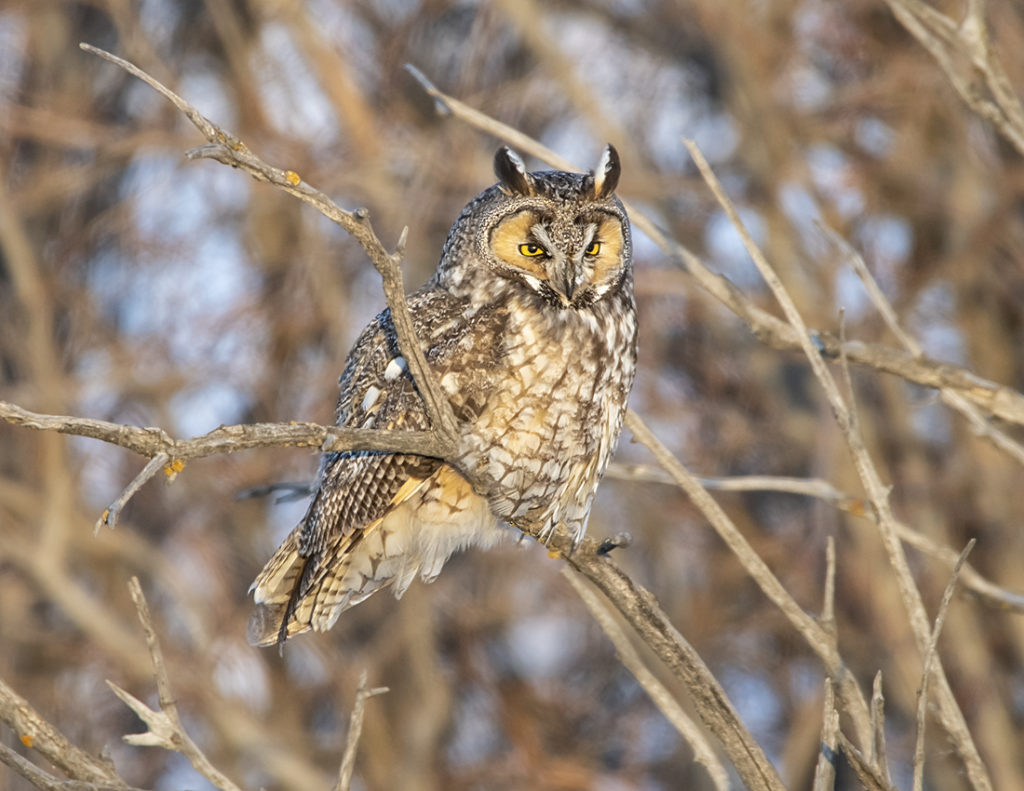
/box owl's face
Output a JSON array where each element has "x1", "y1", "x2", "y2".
[{"x1": 438, "y1": 146, "x2": 631, "y2": 311}]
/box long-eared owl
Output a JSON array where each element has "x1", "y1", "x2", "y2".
[{"x1": 248, "y1": 145, "x2": 637, "y2": 646}]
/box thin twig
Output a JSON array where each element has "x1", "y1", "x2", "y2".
[
  {"x1": 562, "y1": 569, "x2": 730, "y2": 791},
  {"x1": 869, "y1": 672, "x2": 891, "y2": 784},
  {"x1": 95, "y1": 452, "x2": 168, "y2": 533},
  {"x1": 334, "y1": 670, "x2": 389, "y2": 791},
  {"x1": 823, "y1": 223, "x2": 1024, "y2": 467},
  {"x1": 685, "y1": 138, "x2": 992, "y2": 791},
  {"x1": 108, "y1": 577, "x2": 245, "y2": 791},
  {"x1": 838, "y1": 732, "x2": 896, "y2": 791},
  {"x1": 914, "y1": 539, "x2": 976, "y2": 791},
  {"x1": 607, "y1": 462, "x2": 1024, "y2": 613}
]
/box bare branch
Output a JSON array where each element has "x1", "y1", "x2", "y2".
[
  {"x1": 607, "y1": 463, "x2": 1024, "y2": 613},
  {"x1": 109, "y1": 577, "x2": 244, "y2": 791},
  {"x1": 914, "y1": 539, "x2": 976, "y2": 791},
  {"x1": 95, "y1": 453, "x2": 169, "y2": 533},
  {"x1": 838, "y1": 732, "x2": 897, "y2": 791},
  {"x1": 0, "y1": 743, "x2": 147, "y2": 791},
  {"x1": 811, "y1": 680, "x2": 839, "y2": 791},
  {"x1": 823, "y1": 223, "x2": 1024, "y2": 467},
  {"x1": 883, "y1": 0, "x2": 1024, "y2": 156},
  {"x1": 868, "y1": 672, "x2": 891, "y2": 783},
  {"x1": 0, "y1": 400, "x2": 444, "y2": 459},
  {"x1": 334, "y1": 670, "x2": 389, "y2": 791},
  {"x1": 685, "y1": 138, "x2": 992, "y2": 791},
  {"x1": 80, "y1": 42, "x2": 459, "y2": 451},
  {"x1": 538, "y1": 524, "x2": 785, "y2": 791},
  {"x1": 624, "y1": 408, "x2": 875, "y2": 751},
  {"x1": 0, "y1": 676, "x2": 128, "y2": 787}
]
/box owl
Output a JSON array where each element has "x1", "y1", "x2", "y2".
[{"x1": 248, "y1": 145, "x2": 637, "y2": 646}]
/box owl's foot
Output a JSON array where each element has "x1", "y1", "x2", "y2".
[{"x1": 596, "y1": 532, "x2": 632, "y2": 555}]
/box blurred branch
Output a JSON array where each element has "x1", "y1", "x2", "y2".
[
  {"x1": 607, "y1": 463, "x2": 1024, "y2": 613},
  {"x1": 823, "y1": 223, "x2": 1024, "y2": 467},
  {"x1": 562, "y1": 569, "x2": 730, "y2": 791},
  {"x1": 811, "y1": 681, "x2": 839, "y2": 791},
  {"x1": 0, "y1": 676, "x2": 131, "y2": 789},
  {"x1": 109, "y1": 577, "x2": 244, "y2": 791},
  {"x1": 623, "y1": 409, "x2": 875, "y2": 752},
  {"x1": 0, "y1": 742, "x2": 146, "y2": 791},
  {"x1": 914, "y1": 539, "x2": 975, "y2": 791},
  {"x1": 685, "y1": 138, "x2": 992, "y2": 791},
  {"x1": 884, "y1": 0, "x2": 1024, "y2": 156},
  {"x1": 406, "y1": 64, "x2": 1024, "y2": 430},
  {"x1": 334, "y1": 670, "x2": 389, "y2": 791}
]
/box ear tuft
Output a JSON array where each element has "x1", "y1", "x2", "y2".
[
  {"x1": 494, "y1": 146, "x2": 534, "y2": 195},
  {"x1": 592, "y1": 144, "x2": 621, "y2": 199}
]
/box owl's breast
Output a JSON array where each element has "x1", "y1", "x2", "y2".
[{"x1": 449, "y1": 292, "x2": 637, "y2": 532}]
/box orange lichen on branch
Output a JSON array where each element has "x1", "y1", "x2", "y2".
[
  {"x1": 285, "y1": 170, "x2": 301, "y2": 186},
  {"x1": 163, "y1": 458, "x2": 185, "y2": 480}
]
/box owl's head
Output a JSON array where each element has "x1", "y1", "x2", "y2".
[{"x1": 437, "y1": 145, "x2": 631, "y2": 310}]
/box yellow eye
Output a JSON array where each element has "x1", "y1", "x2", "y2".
[
  {"x1": 585, "y1": 240, "x2": 601, "y2": 256},
  {"x1": 519, "y1": 243, "x2": 546, "y2": 257}
]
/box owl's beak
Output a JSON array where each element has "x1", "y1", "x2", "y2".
[{"x1": 549, "y1": 257, "x2": 584, "y2": 305}]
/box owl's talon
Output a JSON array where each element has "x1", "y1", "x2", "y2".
[{"x1": 596, "y1": 532, "x2": 632, "y2": 555}]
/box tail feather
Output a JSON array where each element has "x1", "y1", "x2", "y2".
[{"x1": 246, "y1": 465, "x2": 501, "y2": 646}]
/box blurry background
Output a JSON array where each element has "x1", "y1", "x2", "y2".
[{"x1": 2, "y1": 1, "x2": 1023, "y2": 789}]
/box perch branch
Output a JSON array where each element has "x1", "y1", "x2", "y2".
[
  {"x1": 533, "y1": 525, "x2": 786, "y2": 791},
  {"x1": 563, "y1": 569, "x2": 730, "y2": 791}
]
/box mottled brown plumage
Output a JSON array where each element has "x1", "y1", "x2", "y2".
[{"x1": 248, "y1": 145, "x2": 637, "y2": 646}]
